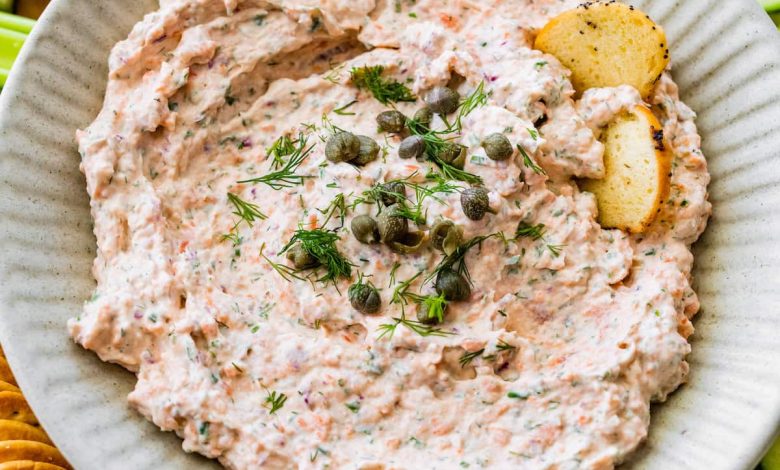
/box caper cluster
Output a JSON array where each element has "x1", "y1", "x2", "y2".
[
  {"x1": 325, "y1": 131, "x2": 379, "y2": 166},
  {"x1": 340, "y1": 84, "x2": 507, "y2": 318},
  {"x1": 350, "y1": 183, "x2": 427, "y2": 256}
]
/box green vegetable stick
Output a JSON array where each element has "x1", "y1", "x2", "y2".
[
  {"x1": 0, "y1": 26, "x2": 26, "y2": 86},
  {"x1": 764, "y1": 438, "x2": 780, "y2": 470},
  {"x1": 0, "y1": 12, "x2": 34, "y2": 34},
  {"x1": 759, "y1": 0, "x2": 780, "y2": 12}
]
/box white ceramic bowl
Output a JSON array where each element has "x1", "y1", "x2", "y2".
[{"x1": 0, "y1": 1, "x2": 779, "y2": 469}]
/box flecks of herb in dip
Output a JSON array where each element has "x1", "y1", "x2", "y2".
[{"x1": 69, "y1": 1, "x2": 711, "y2": 469}]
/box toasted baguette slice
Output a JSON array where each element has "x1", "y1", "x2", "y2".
[
  {"x1": 535, "y1": 1, "x2": 669, "y2": 98},
  {"x1": 581, "y1": 105, "x2": 671, "y2": 233}
]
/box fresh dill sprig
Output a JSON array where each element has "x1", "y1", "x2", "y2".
[
  {"x1": 350, "y1": 173, "x2": 461, "y2": 225},
  {"x1": 427, "y1": 233, "x2": 500, "y2": 284},
  {"x1": 451, "y1": 81, "x2": 489, "y2": 132},
  {"x1": 414, "y1": 293, "x2": 447, "y2": 324},
  {"x1": 546, "y1": 244, "x2": 566, "y2": 257},
  {"x1": 264, "y1": 390, "x2": 287, "y2": 414},
  {"x1": 389, "y1": 272, "x2": 448, "y2": 323},
  {"x1": 515, "y1": 222, "x2": 546, "y2": 241},
  {"x1": 239, "y1": 134, "x2": 314, "y2": 189},
  {"x1": 349, "y1": 65, "x2": 417, "y2": 105},
  {"x1": 388, "y1": 262, "x2": 402, "y2": 288},
  {"x1": 390, "y1": 271, "x2": 424, "y2": 311},
  {"x1": 406, "y1": 83, "x2": 489, "y2": 184},
  {"x1": 260, "y1": 243, "x2": 303, "y2": 282},
  {"x1": 222, "y1": 232, "x2": 242, "y2": 246},
  {"x1": 267, "y1": 135, "x2": 297, "y2": 170},
  {"x1": 226, "y1": 192, "x2": 267, "y2": 226},
  {"x1": 459, "y1": 348, "x2": 485, "y2": 368},
  {"x1": 323, "y1": 64, "x2": 345, "y2": 84},
  {"x1": 496, "y1": 339, "x2": 516, "y2": 352},
  {"x1": 377, "y1": 315, "x2": 456, "y2": 340},
  {"x1": 333, "y1": 100, "x2": 358, "y2": 116},
  {"x1": 517, "y1": 144, "x2": 546, "y2": 175},
  {"x1": 222, "y1": 193, "x2": 266, "y2": 244},
  {"x1": 317, "y1": 193, "x2": 349, "y2": 228},
  {"x1": 318, "y1": 113, "x2": 347, "y2": 141},
  {"x1": 281, "y1": 228, "x2": 354, "y2": 285},
  {"x1": 432, "y1": 156, "x2": 483, "y2": 185}
]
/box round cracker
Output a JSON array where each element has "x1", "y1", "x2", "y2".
[
  {"x1": 0, "y1": 384, "x2": 20, "y2": 395},
  {"x1": 0, "y1": 359, "x2": 16, "y2": 387},
  {"x1": 0, "y1": 394, "x2": 36, "y2": 426},
  {"x1": 0, "y1": 442, "x2": 69, "y2": 469},
  {"x1": 0, "y1": 421, "x2": 51, "y2": 446},
  {"x1": 0, "y1": 461, "x2": 65, "y2": 470}
]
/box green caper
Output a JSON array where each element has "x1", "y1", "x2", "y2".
[
  {"x1": 380, "y1": 181, "x2": 406, "y2": 206},
  {"x1": 482, "y1": 133, "x2": 513, "y2": 161},
  {"x1": 376, "y1": 110, "x2": 406, "y2": 133},
  {"x1": 377, "y1": 205, "x2": 408, "y2": 244},
  {"x1": 399, "y1": 135, "x2": 425, "y2": 160},
  {"x1": 286, "y1": 243, "x2": 319, "y2": 269},
  {"x1": 325, "y1": 131, "x2": 360, "y2": 163},
  {"x1": 438, "y1": 144, "x2": 466, "y2": 169},
  {"x1": 353, "y1": 135, "x2": 380, "y2": 166},
  {"x1": 388, "y1": 231, "x2": 427, "y2": 254},
  {"x1": 430, "y1": 220, "x2": 464, "y2": 255},
  {"x1": 460, "y1": 187, "x2": 491, "y2": 221},
  {"x1": 349, "y1": 282, "x2": 381, "y2": 314},
  {"x1": 435, "y1": 269, "x2": 471, "y2": 301},
  {"x1": 416, "y1": 300, "x2": 446, "y2": 325},
  {"x1": 351, "y1": 215, "x2": 380, "y2": 244},
  {"x1": 413, "y1": 107, "x2": 433, "y2": 130},
  {"x1": 425, "y1": 86, "x2": 460, "y2": 115}
]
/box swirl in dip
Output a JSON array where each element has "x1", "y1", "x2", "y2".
[{"x1": 69, "y1": 0, "x2": 711, "y2": 468}]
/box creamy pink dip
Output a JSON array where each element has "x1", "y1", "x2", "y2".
[{"x1": 69, "y1": 0, "x2": 711, "y2": 468}]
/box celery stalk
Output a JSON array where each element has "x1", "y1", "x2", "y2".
[{"x1": 760, "y1": 0, "x2": 780, "y2": 12}]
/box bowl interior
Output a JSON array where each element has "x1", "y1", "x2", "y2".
[{"x1": 0, "y1": 0, "x2": 779, "y2": 469}]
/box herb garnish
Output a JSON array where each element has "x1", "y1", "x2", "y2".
[
  {"x1": 226, "y1": 193, "x2": 267, "y2": 226},
  {"x1": 333, "y1": 100, "x2": 358, "y2": 116},
  {"x1": 377, "y1": 315, "x2": 455, "y2": 340},
  {"x1": 377, "y1": 272, "x2": 454, "y2": 338},
  {"x1": 406, "y1": 83, "x2": 490, "y2": 184},
  {"x1": 267, "y1": 135, "x2": 297, "y2": 170},
  {"x1": 427, "y1": 233, "x2": 500, "y2": 285},
  {"x1": 222, "y1": 193, "x2": 267, "y2": 244},
  {"x1": 507, "y1": 391, "x2": 530, "y2": 400},
  {"x1": 239, "y1": 134, "x2": 314, "y2": 189},
  {"x1": 546, "y1": 244, "x2": 566, "y2": 257},
  {"x1": 345, "y1": 401, "x2": 361, "y2": 413},
  {"x1": 350, "y1": 65, "x2": 417, "y2": 105},
  {"x1": 350, "y1": 172, "x2": 460, "y2": 225},
  {"x1": 459, "y1": 349, "x2": 485, "y2": 368},
  {"x1": 281, "y1": 228, "x2": 354, "y2": 285},
  {"x1": 317, "y1": 192, "x2": 349, "y2": 228},
  {"x1": 515, "y1": 223, "x2": 546, "y2": 241},
  {"x1": 517, "y1": 144, "x2": 546, "y2": 175},
  {"x1": 260, "y1": 243, "x2": 304, "y2": 282},
  {"x1": 264, "y1": 390, "x2": 288, "y2": 414}
]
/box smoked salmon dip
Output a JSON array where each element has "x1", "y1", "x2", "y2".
[{"x1": 69, "y1": 0, "x2": 711, "y2": 468}]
